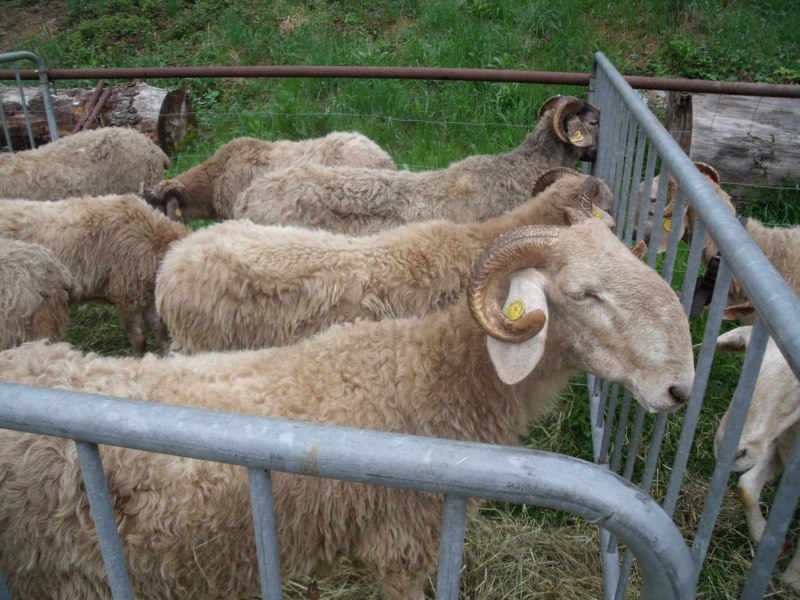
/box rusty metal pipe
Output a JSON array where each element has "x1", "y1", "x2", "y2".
[{"x1": 1, "y1": 65, "x2": 797, "y2": 98}]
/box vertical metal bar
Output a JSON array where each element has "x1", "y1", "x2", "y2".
[
  {"x1": 0, "y1": 570, "x2": 10, "y2": 600},
  {"x1": 0, "y1": 100, "x2": 12, "y2": 153},
  {"x1": 598, "y1": 384, "x2": 620, "y2": 460},
  {"x1": 620, "y1": 407, "x2": 646, "y2": 482},
  {"x1": 635, "y1": 150, "x2": 659, "y2": 244},
  {"x1": 614, "y1": 119, "x2": 639, "y2": 231},
  {"x1": 646, "y1": 164, "x2": 671, "y2": 269},
  {"x1": 741, "y1": 426, "x2": 800, "y2": 598},
  {"x1": 660, "y1": 188, "x2": 687, "y2": 284},
  {"x1": 679, "y1": 217, "x2": 707, "y2": 315},
  {"x1": 600, "y1": 525, "x2": 621, "y2": 600},
  {"x1": 690, "y1": 317, "x2": 769, "y2": 570},
  {"x1": 248, "y1": 469, "x2": 283, "y2": 600},
  {"x1": 35, "y1": 63, "x2": 58, "y2": 142},
  {"x1": 618, "y1": 128, "x2": 648, "y2": 244},
  {"x1": 607, "y1": 107, "x2": 628, "y2": 204},
  {"x1": 74, "y1": 441, "x2": 134, "y2": 600},
  {"x1": 663, "y1": 257, "x2": 735, "y2": 517},
  {"x1": 436, "y1": 495, "x2": 468, "y2": 600},
  {"x1": 609, "y1": 391, "x2": 633, "y2": 474},
  {"x1": 12, "y1": 62, "x2": 36, "y2": 149}
]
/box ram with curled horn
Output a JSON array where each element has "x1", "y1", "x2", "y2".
[
  {"x1": 209, "y1": 95, "x2": 601, "y2": 235},
  {"x1": 156, "y1": 169, "x2": 615, "y2": 353},
  {"x1": 0, "y1": 217, "x2": 694, "y2": 600}
]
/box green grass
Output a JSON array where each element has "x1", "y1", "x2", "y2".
[{"x1": 3, "y1": 1, "x2": 799, "y2": 597}]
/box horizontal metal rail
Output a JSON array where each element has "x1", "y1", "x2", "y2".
[
  {"x1": 0, "y1": 382, "x2": 695, "y2": 599},
  {"x1": 1, "y1": 64, "x2": 798, "y2": 97}
]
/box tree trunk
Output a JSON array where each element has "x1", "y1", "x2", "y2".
[
  {"x1": 1, "y1": 81, "x2": 197, "y2": 153},
  {"x1": 666, "y1": 92, "x2": 800, "y2": 202}
]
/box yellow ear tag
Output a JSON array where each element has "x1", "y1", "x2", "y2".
[
  {"x1": 592, "y1": 209, "x2": 602, "y2": 219},
  {"x1": 663, "y1": 218, "x2": 672, "y2": 232},
  {"x1": 174, "y1": 208, "x2": 183, "y2": 218},
  {"x1": 505, "y1": 299, "x2": 525, "y2": 321},
  {"x1": 570, "y1": 130, "x2": 584, "y2": 143}
]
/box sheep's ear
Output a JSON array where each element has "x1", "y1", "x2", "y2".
[
  {"x1": 165, "y1": 196, "x2": 184, "y2": 222},
  {"x1": 487, "y1": 268, "x2": 549, "y2": 385},
  {"x1": 723, "y1": 302, "x2": 756, "y2": 321},
  {"x1": 714, "y1": 326, "x2": 753, "y2": 354},
  {"x1": 630, "y1": 240, "x2": 647, "y2": 260}
]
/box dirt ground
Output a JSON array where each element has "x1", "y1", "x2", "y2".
[{"x1": 0, "y1": 2, "x2": 66, "y2": 53}]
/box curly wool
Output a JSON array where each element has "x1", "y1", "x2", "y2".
[
  {"x1": 0, "y1": 195, "x2": 188, "y2": 355},
  {"x1": 0, "y1": 238, "x2": 78, "y2": 349},
  {"x1": 0, "y1": 127, "x2": 169, "y2": 200}
]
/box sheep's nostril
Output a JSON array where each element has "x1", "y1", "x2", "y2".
[
  {"x1": 669, "y1": 385, "x2": 689, "y2": 405},
  {"x1": 735, "y1": 448, "x2": 748, "y2": 461}
]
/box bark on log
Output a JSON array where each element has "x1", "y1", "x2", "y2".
[
  {"x1": 666, "y1": 92, "x2": 800, "y2": 202},
  {"x1": 1, "y1": 81, "x2": 197, "y2": 153}
]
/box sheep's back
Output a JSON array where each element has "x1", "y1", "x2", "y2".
[
  {"x1": 0, "y1": 128, "x2": 169, "y2": 200},
  {"x1": 0, "y1": 238, "x2": 76, "y2": 349}
]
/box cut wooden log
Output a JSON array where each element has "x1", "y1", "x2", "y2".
[
  {"x1": 1, "y1": 81, "x2": 197, "y2": 153},
  {"x1": 666, "y1": 92, "x2": 800, "y2": 202}
]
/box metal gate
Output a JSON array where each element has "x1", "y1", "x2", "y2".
[
  {"x1": 0, "y1": 51, "x2": 58, "y2": 152},
  {"x1": 587, "y1": 52, "x2": 800, "y2": 599},
  {"x1": 0, "y1": 50, "x2": 798, "y2": 598}
]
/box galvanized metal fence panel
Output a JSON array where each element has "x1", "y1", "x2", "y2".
[
  {"x1": 0, "y1": 384, "x2": 695, "y2": 599},
  {"x1": 0, "y1": 51, "x2": 58, "y2": 151},
  {"x1": 588, "y1": 51, "x2": 800, "y2": 598}
]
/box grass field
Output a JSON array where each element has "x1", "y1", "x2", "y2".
[{"x1": 3, "y1": 1, "x2": 800, "y2": 598}]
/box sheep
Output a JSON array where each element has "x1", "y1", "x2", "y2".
[
  {"x1": 712, "y1": 325, "x2": 800, "y2": 593},
  {"x1": 0, "y1": 218, "x2": 695, "y2": 600},
  {"x1": 156, "y1": 168, "x2": 615, "y2": 353},
  {"x1": 639, "y1": 163, "x2": 800, "y2": 317},
  {"x1": 637, "y1": 162, "x2": 724, "y2": 254},
  {"x1": 142, "y1": 131, "x2": 396, "y2": 222},
  {"x1": 0, "y1": 127, "x2": 170, "y2": 200},
  {"x1": 0, "y1": 237, "x2": 79, "y2": 350},
  {"x1": 0, "y1": 195, "x2": 189, "y2": 356},
  {"x1": 157, "y1": 95, "x2": 600, "y2": 234}
]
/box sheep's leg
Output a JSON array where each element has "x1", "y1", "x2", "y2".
[
  {"x1": 738, "y1": 444, "x2": 782, "y2": 543},
  {"x1": 144, "y1": 301, "x2": 171, "y2": 354},
  {"x1": 781, "y1": 545, "x2": 800, "y2": 593},
  {"x1": 380, "y1": 570, "x2": 426, "y2": 600},
  {"x1": 119, "y1": 308, "x2": 147, "y2": 357}
]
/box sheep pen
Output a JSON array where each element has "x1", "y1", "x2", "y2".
[
  {"x1": 0, "y1": 127, "x2": 170, "y2": 200},
  {"x1": 0, "y1": 220, "x2": 695, "y2": 600},
  {"x1": 142, "y1": 130, "x2": 396, "y2": 222},
  {"x1": 156, "y1": 168, "x2": 615, "y2": 353}
]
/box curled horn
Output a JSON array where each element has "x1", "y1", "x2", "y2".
[
  {"x1": 661, "y1": 179, "x2": 678, "y2": 218},
  {"x1": 530, "y1": 167, "x2": 581, "y2": 197},
  {"x1": 579, "y1": 177, "x2": 599, "y2": 214},
  {"x1": 551, "y1": 96, "x2": 586, "y2": 144},
  {"x1": 695, "y1": 162, "x2": 721, "y2": 184},
  {"x1": 537, "y1": 95, "x2": 564, "y2": 120},
  {"x1": 467, "y1": 226, "x2": 560, "y2": 343},
  {"x1": 142, "y1": 180, "x2": 188, "y2": 222}
]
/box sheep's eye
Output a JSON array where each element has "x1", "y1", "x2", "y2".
[{"x1": 568, "y1": 290, "x2": 602, "y2": 303}]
